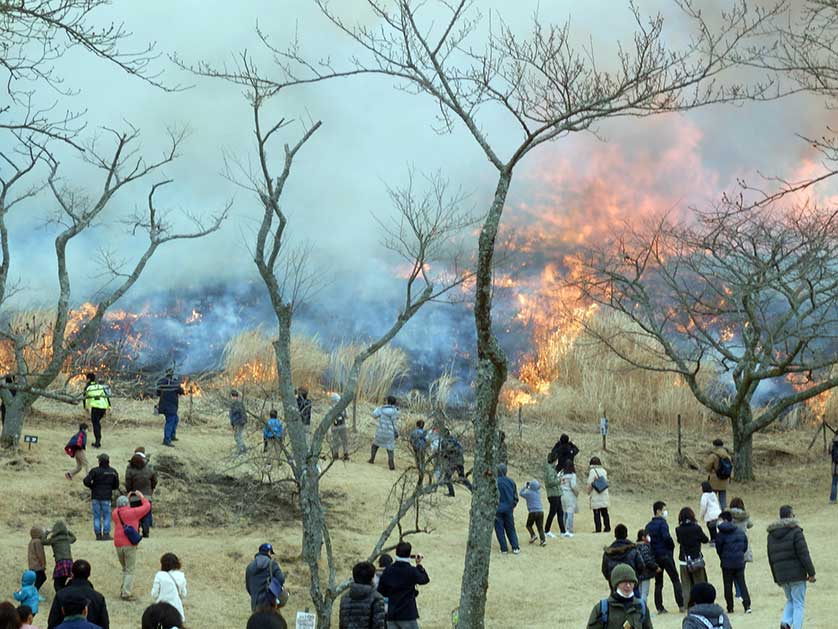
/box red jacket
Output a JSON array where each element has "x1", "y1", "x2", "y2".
[{"x1": 112, "y1": 498, "x2": 151, "y2": 547}]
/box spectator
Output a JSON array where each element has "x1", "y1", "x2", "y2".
[
  {"x1": 601, "y1": 525, "x2": 645, "y2": 586},
  {"x1": 830, "y1": 432, "x2": 838, "y2": 504},
  {"x1": 330, "y1": 393, "x2": 350, "y2": 461},
  {"x1": 339, "y1": 561, "x2": 386, "y2": 629},
  {"x1": 295, "y1": 386, "x2": 312, "y2": 429},
  {"x1": 675, "y1": 507, "x2": 709, "y2": 605},
  {"x1": 245, "y1": 544, "x2": 285, "y2": 612},
  {"x1": 263, "y1": 410, "x2": 285, "y2": 454},
  {"x1": 683, "y1": 583, "x2": 731, "y2": 629},
  {"x1": 635, "y1": 529, "x2": 658, "y2": 603},
  {"x1": 82, "y1": 454, "x2": 119, "y2": 541},
  {"x1": 699, "y1": 481, "x2": 721, "y2": 543},
  {"x1": 373, "y1": 555, "x2": 392, "y2": 590},
  {"x1": 377, "y1": 541, "x2": 429, "y2": 628},
  {"x1": 715, "y1": 511, "x2": 751, "y2": 614},
  {"x1": 17, "y1": 605, "x2": 36, "y2": 629},
  {"x1": 585, "y1": 565, "x2": 651, "y2": 629},
  {"x1": 151, "y1": 553, "x2": 187, "y2": 623},
  {"x1": 230, "y1": 389, "x2": 247, "y2": 454},
  {"x1": 550, "y1": 433, "x2": 579, "y2": 473},
  {"x1": 124, "y1": 448, "x2": 157, "y2": 538},
  {"x1": 767, "y1": 504, "x2": 816, "y2": 629},
  {"x1": 47, "y1": 559, "x2": 109, "y2": 629},
  {"x1": 369, "y1": 396, "x2": 400, "y2": 471},
  {"x1": 728, "y1": 496, "x2": 754, "y2": 600},
  {"x1": 43, "y1": 521, "x2": 76, "y2": 593},
  {"x1": 440, "y1": 429, "x2": 471, "y2": 497},
  {"x1": 704, "y1": 439, "x2": 732, "y2": 509},
  {"x1": 13, "y1": 571, "x2": 39, "y2": 618},
  {"x1": 156, "y1": 368, "x2": 184, "y2": 447},
  {"x1": 51, "y1": 591, "x2": 100, "y2": 629},
  {"x1": 645, "y1": 501, "x2": 685, "y2": 614},
  {"x1": 494, "y1": 430, "x2": 508, "y2": 466},
  {"x1": 408, "y1": 420, "x2": 427, "y2": 475},
  {"x1": 64, "y1": 424, "x2": 89, "y2": 481},
  {"x1": 112, "y1": 491, "x2": 151, "y2": 601},
  {"x1": 27, "y1": 527, "x2": 47, "y2": 592},
  {"x1": 82, "y1": 373, "x2": 110, "y2": 449},
  {"x1": 0, "y1": 602, "x2": 21, "y2": 629},
  {"x1": 543, "y1": 453, "x2": 564, "y2": 538},
  {"x1": 558, "y1": 460, "x2": 579, "y2": 537},
  {"x1": 140, "y1": 603, "x2": 182, "y2": 629},
  {"x1": 586, "y1": 456, "x2": 611, "y2": 534},
  {"x1": 246, "y1": 611, "x2": 287, "y2": 629},
  {"x1": 520, "y1": 479, "x2": 546, "y2": 546},
  {"x1": 494, "y1": 464, "x2": 520, "y2": 554}
]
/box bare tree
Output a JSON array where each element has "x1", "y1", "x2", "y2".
[{"x1": 0, "y1": 129, "x2": 228, "y2": 447}]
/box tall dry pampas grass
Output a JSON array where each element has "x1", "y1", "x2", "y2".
[
  {"x1": 326, "y1": 342, "x2": 408, "y2": 403},
  {"x1": 222, "y1": 329, "x2": 328, "y2": 390}
]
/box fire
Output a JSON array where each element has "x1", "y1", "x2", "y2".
[
  {"x1": 186, "y1": 309, "x2": 202, "y2": 324},
  {"x1": 182, "y1": 377, "x2": 203, "y2": 397}
]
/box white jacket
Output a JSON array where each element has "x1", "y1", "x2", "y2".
[
  {"x1": 151, "y1": 569, "x2": 187, "y2": 621},
  {"x1": 699, "y1": 492, "x2": 722, "y2": 523}
]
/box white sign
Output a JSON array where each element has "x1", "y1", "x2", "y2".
[{"x1": 296, "y1": 611, "x2": 316, "y2": 629}]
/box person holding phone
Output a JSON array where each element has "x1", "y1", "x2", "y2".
[{"x1": 377, "y1": 541, "x2": 429, "y2": 628}]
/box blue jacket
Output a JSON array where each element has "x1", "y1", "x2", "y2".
[
  {"x1": 263, "y1": 418, "x2": 285, "y2": 440},
  {"x1": 497, "y1": 469, "x2": 518, "y2": 513},
  {"x1": 14, "y1": 569, "x2": 39, "y2": 614},
  {"x1": 55, "y1": 618, "x2": 102, "y2": 629},
  {"x1": 715, "y1": 521, "x2": 748, "y2": 570},
  {"x1": 645, "y1": 516, "x2": 675, "y2": 558}
]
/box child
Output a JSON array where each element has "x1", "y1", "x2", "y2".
[
  {"x1": 16, "y1": 605, "x2": 38, "y2": 629},
  {"x1": 13, "y1": 571, "x2": 39, "y2": 617},
  {"x1": 27, "y1": 527, "x2": 47, "y2": 592},
  {"x1": 699, "y1": 480, "x2": 722, "y2": 543},
  {"x1": 519, "y1": 479, "x2": 546, "y2": 546},
  {"x1": 635, "y1": 528, "x2": 659, "y2": 603},
  {"x1": 373, "y1": 554, "x2": 392, "y2": 590},
  {"x1": 558, "y1": 461, "x2": 579, "y2": 537},
  {"x1": 151, "y1": 552, "x2": 188, "y2": 622},
  {"x1": 263, "y1": 410, "x2": 285, "y2": 453},
  {"x1": 42, "y1": 520, "x2": 76, "y2": 592},
  {"x1": 64, "y1": 423, "x2": 88, "y2": 480}
]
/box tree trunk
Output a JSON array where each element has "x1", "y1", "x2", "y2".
[
  {"x1": 456, "y1": 172, "x2": 511, "y2": 628},
  {"x1": 732, "y1": 408, "x2": 755, "y2": 481},
  {"x1": 1, "y1": 393, "x2": 29, "y2": 449}
]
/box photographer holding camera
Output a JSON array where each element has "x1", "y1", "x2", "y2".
[{"x1": 376, "y1": 541, "x2": 429, "y2": 629}]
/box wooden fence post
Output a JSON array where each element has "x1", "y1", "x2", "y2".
[
  {"x1": 517, "y1": 404, "x2": 523, "y2": 439},
  {"x1": 676, "y1": 413, "x2": 683, "y2": 463}
]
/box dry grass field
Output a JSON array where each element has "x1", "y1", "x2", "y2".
[{"x1": 0, "y1": 395, "x2": 834, "y2": 628}]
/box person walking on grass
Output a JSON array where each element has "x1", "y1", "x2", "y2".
[
  {"x1": 646, "y1": 501, "x2": 685, "y2": 614},
  {"x1": 408, "y1": 420, "x2": 427, "y2": 476},
  {"x1": 543, "y1": 453, "x2": 565, "y2": 538},
  {"x1": 125, "y1": 448, "x2": 157, "y2": 538},
  {"x1": 47, "y1": 560, "x2": 109, "y2": 629},
  {"x1": 28, "y1": 526, "x2": 48, "y2": 593},
  {"x1": 728, "y1": 497, "x2": 753, "y2": 599},
  {"x1": 587, "y1": 456, "x2": 611, "y2": 533},
  {"x1": 296, "y1": 386, "x2": 312, "y2": 431},
  {"x1": 369, "y1": 396, "x2": 399, "y2": 471},
  {"x1": 550, "y1": 433, "x2": 579, "y2": 473},
  {"x1": 376, "y1": 541, "x2": 429, "y2": 629},
  {"x1": 229, "y1": 389, "x2": 247, "y2": 454},
  {"x1": 13, "y1": 570, "x2": 40, "y2": 618},
  {"x1": 704, "y1": 439, "x2": 732, "y2": 509},
  {"x1": 675, "y1": 507, "x2": 709, "y2": 607},
  {"x1": 766, "y1": 504, "x2": 816, "y2": 629},
  {"x1": 520, "y1": 479, "x2": 546, "y2": 546},
  {"x1": 715, "y1": 510, "x2": 751, "y2": 615},
  {"x1": 441, "y1": 429, "x2": 472, "y2": 497},
  {"x1": 245, "y1": 543, "x2": 285, "y2": 613},
  {"x1": 64, "y1": 424, "x2": 89, "y2": 481},
  {"x1": 330, "y1": 393, "x2": 350, "y2": 461},
  {"x1": 17, "y1": 605, "x2": 37, "y2": 629},
  {"x1": 586, "y1": 565, "x2": 652, "y2": 629},
  {"x1": 82, "y1": 373, "x2": 110, "y2": 449},
  {"x1": 339, "y1": 561, "x2": 386, "y2": 629},
  {"x1": 43, "y1": 521, "x2": 76, "y2": 593},
  {"x1": 635, "y1": 529, "x2": 658, "y2": 604},
  {"x1": 156, "y1": 368, "x2": 184, "y2": 447},
  {"x1": 494, "y1": 464, "x2": 520, "y2": 554},
  {"x1": 682, "y1": 583, "x2": 731, "y2": 629},
  {"x1": 601, "y1": 525, "x2": 646, "y2": 587},
  {"x1": 699, "y1": 481, "x2": 722, "y2": 543},
  {"x1": 82, "y1": 454, "x2": 118, "y2": 541},
  {"x1": 151, "y1": 553, "x2": 187, "y2": 623},
  {"x1": 558, "y1": 460, "x2": 579, "y2": 537},
  {"x1": 112, "y1": 491, "x2": 151, "y2": 601},
  {"x1": 52, "y1": 592, "x2": 102, "y2": 629}
]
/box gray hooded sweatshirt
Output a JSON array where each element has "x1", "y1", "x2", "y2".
[
  {"x1": 519, "y1": 480, "x2": 544, "y2": 513},
  {"x1": 682, "y1": 603, "x2": 732, "y2": 629}
]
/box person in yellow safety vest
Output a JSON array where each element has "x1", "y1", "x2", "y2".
[{"x1": 83, "y1": 372, "x2": 111, "y2": 449}]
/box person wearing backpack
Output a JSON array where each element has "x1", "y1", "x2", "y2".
[
  {"x1": 830, "y1": 432, "x2": 838, "y2": 504},
  {"x1": 245, "y1": 543, "x2": 286, "y2": 612},
  {"x1": 64, "y1": 424, "x2": 89, "y2": 481},
  {"x1": 682, "y1": 583, "x2": 731, "y2": 629},
  {"x1": 112, "y1": 491, "x2": 151, "y2": 601},
  {"x1": 83, "y1": 372, "x2": 111, "y2": 449},
  {"x1": 704, "y1": 439, "x2": 732, "y2": 509},
  {"x1": 586, "y1": 565, "x2": 652, "y2": 629}
]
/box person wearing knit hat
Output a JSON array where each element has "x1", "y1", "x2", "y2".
[
  {"x1": 683, "y1": 583, "x2": 732, "y2": 629},
  {"x1": 587, "y1": 564, "x2": 652, "y2": 628}
]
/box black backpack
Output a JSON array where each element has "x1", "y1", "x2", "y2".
[
  {"x1": 716, "y1": 456, "x2": 733, "y2": 480},
  {"x1": 831, "y1": 440, "x2": 838, "y2": 464}
]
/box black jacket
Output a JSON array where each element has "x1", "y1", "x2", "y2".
[
  {"x1": 82, "y1": 464, "x2": 119, "y2": 501},
  {"x1": 156, "y1": 376, "x2": 184, "y2": 415},
  {"x1": 676, "y1": 521, "x2": 709, "y2": 561},
  {"x1": 715, "y1": 521, "x2": 748, "y2": 570},
  {"x1": 377, "y1": 560, "x2": 430, "y2": 621},
  {"x1": 550, "y1": 441, "x2": 579, "y2": 472},
  {"x1": 601, "y1": 539, "x2": 646, "y2": 582},
  {"x1": 339, "y1": 584, "x2": 386, "y2": 629},
  {"x1": 47, "y1": 577, "x2": 109, "y2": 629},
  {"x1": 297, "y1": 395, "x2": 312, "y2": 426},
  {"x1": 767, "y1": 518, "x2": 816, "y2": 584},
  {"x1": 635, "y1": 543, "x2": 659, "y2": 580},
  {"x1": 245, "y1": 553, "x2": 284, "y2": 611},
  {"x1": 645, "y1": 516, "x2": 675, "y2": 558}
]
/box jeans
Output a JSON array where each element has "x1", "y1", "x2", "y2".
[
  {"x1": 163, "y1": 413, "x2": 179, "y2": 443},
  {"x1": 92, "y1": 499, "x2": 111, "y2": 535},
  {"x1": 494, "y1": 510, "x2": 519, "y2": 552},
  {"x1": 638, "y1": 578, "x2": 651, "y2": 602},
  {"x1": 781, "y1": 581, "x2": 807, "y2": 629},
  {"x1": 654, "y1": 554, "x2": 684, "y2": 611},
  {"x1": 140, "y1": 499, "x2": 153, "y2": 536},
  {"x1": 234, "y1": 426, "x2": 246, "y2": 452},
  {"x1": 722, "y1": 567, "x2": 750, "y2": 611},
  {"x1": 715, "y1": 489, "x2": 727, "y2": 510},
  {"x1": 563, "y1": 510, "x2": 574, "y2": 533},
  {"x1": 387, "y1": 622, "x2": 419, "y2": 629},
  {"x1": 830, "y1": 475, "x2": 837, "y2": 502},
  {"x1": 593, "y1": 507, "x2": 611, "y2": 532},
  {"x1": 545, "y1": 496, "x2": 564, "y2": 533}
]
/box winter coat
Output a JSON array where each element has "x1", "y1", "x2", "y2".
[
  {"x1": 124, "y1": 456, "x2": 158, "y2": 496},
  {"x1": 676, "y1": 520, "x2": 709, "y2": 562},
  {"x1": 14, "y1": 570, "x2": 39, "y2": 615},
  {"x1": 682, "y1": 603, "x2": 732, "y2": 629},
  {"x1": 229, "y1": 400, "x2": 246, "y2": 427},
  {"x1": 245, "y1": 552, "x2": 285, "y2": 611},
  {"x1": 646, "y1": 516, "x2": 675, "y2": 558},
  {"x1": 156, "y1": 376, "x2": 184, "y2": 416},
  {"x1": 519, "y1": 481, "x2": 544, "y2": 512},
  {"x1": 372, "y1": 405, "x2": 399, "y2": 450},
  {"x1": 376, "y1": 559, "x2": 430, "y2": 621},
  {"x1": 53, "y1": 618, "x2": 101, "y2": 629},
  {"x1": 543, "y1": 462, "x2": 561, "y2": 498},
  {"x1": 551, "y1": 441, "x2": 580, "y2": 472},
  {"x1": 715, "y1": 521, "x2": 748, "y2": 571},
  {"x1": 766, "y1": 518, "x2": 816, "y2": 584},
  {"x1": 43, "y1": 521, "x2": 76, "y2": 562},
  {"x1": 699, "y1": 492, "x2": 721, "y2": 524},
  {"x1": 47, "y1": 577, "x2": 109, "y2": 629},
  {"x1": 587, "y1": 466, "x2": 610, "y2": 509},
  {"x1": 28, "y1": 526, "x2": 46, "y2": 571},
  {"x1": 730, "y1": 507, "x2": 754, "y2": 562},
  {"x1": 151, "y1": 569, "x2": 187, "y2": 622},
  {"x1": 440, "y1": 435, "x2": 465, "y2": 471},
  {"x1": 339, "y1": 583, "x2": 386, "y2": 629},
  {"x1": 586, "y1": 593, "x2": 652, "y2": 629},
  {"x1": 112, "y1": 498, "x2": 151, "y2": 548},
  {"x1": 559, "y1": 471, "x2": 579, "y2": 513},
  {"x1": 82, "y1": 464, "x2": 119, "y2": 502},
  {"x1": 705, "y1": 447, "x2": 732, "y2": 490},
  {"x1": 496, "y1": 468, "x2": 518, "y2": 513},
  {"x1": 601, "y1": 540, "x2": 646, "y2": 582},
  {"x1": 297, "y1": 394, "x2": 312, "y2": 426},
  {"x1": 635, "y1": 543, "x2": 659, "y2": 580},
  {"x1": 832, "y1": 435, "x2": 838, "y2": 476}
]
